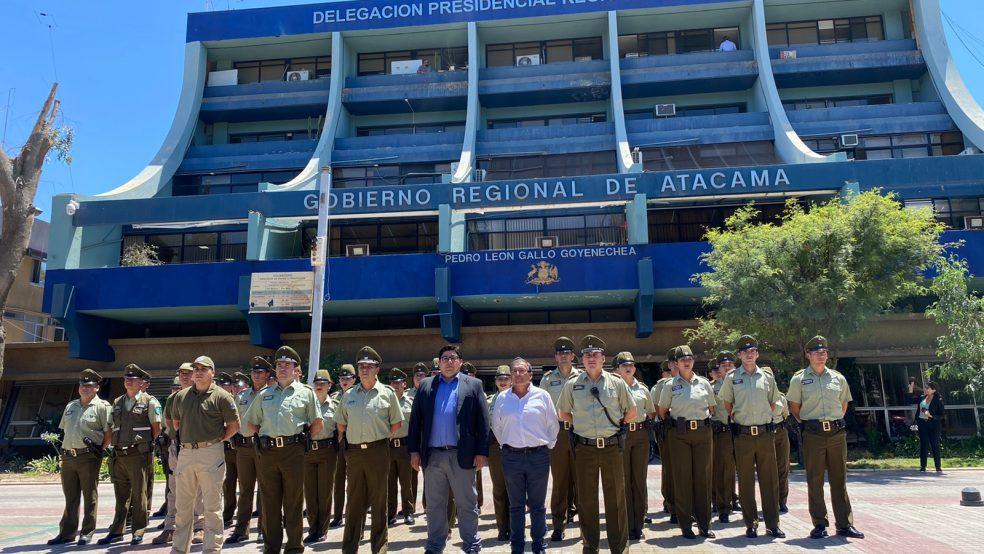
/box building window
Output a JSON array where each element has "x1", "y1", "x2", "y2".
[
  {"x1": 782, "y1": 94, "x2": 893, "y2": 111},
  {"x1": 767, "y1": 16, "x2": 884, "y2": 47},
  {"x1": 904, "y1": 197, "x2": 984, "y2": 229},
  {"x1": 618, "y1": 27, "x2": 740, "y2": 57},
  {"x1": 476, "y1": 151, "x2": 617, "y2": 181},
  {"x1": 647, "y1": 203, "x2": 789, "y2": 243},
  {"x1": 468, "y1": 213, "x2": 627, "y2": 251},
  {"x1": 356, "y1": 122, "x2": 465, "y2": 136},
  {"x1": 172, "y1": 170, "x2": 298, "y2": 196},
  {"x1": 487, "y1": 113, "x2": 606, "y2": 129},
  {"x1": 29, "y1": 258, "x2": 45, "y2": 286},
  {"x1": 486, "y1": 37, "x2": 603, "y2": 67},
  {"x1": 302, "y1": 218, "x2": 438, "y2": 256},
  {"x1": 121, "y1": 229, "x2": 248, "y2": 265},
  {"x1": 229, "y1": 130, "x2": 319, "y2": 143},
  {"x1": 3, "y1": 382, "x2": 79, "y2": 441},
  {"x1": 357, "y1": 47, "x2": 468, "y2": 75},
  {"x1": 233, "y1": 56, "x2": 332, "y2": 84},
  {"x1": 464, "y1": 307, "x2": 634, "y2": 327},
  {"x1": 639, "y1": 141, "x2": 779, "y2": 171},
  {"x1": 804, "y1": 131, "x2": 965, "y2": 161},
  {"x1": 624, "y1": 104, "x2": 745, "y2": 120},
  {"x1": 333, "y1": 162, "x2": 453, "y2": 188}
]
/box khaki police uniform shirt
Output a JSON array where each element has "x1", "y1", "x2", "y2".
[
  {"x1": 236, "y1": 387, "x2": 264, "y2": 421},
  {"x1": 120, "y1": 391, "x2": 164, "y2": 425},
  {"x1": 59, "y1": 397, "x2": 112, "y2": 450},
  {"x1": 540, "y1": 367, "x2": 581, "y2": 406},
  {"x1": 719, "y1": 366, "x2": 779, "y2": 426},
  {"x1": 626, "y1": 379, "x2": 655, "y2": 424},
  {"x1": 710, "y1": 379, "x2": 730, "y2": 424},
  {"x1": 334, "y1": 381, "x2": 403, "y2": 444},
  {"x1": 486, "y1": 391, "x2": 502, "y2": 432},
  {"x1": 311, "y1": 396, "x2": 337, "y2": 441},
  {"x1": 787, "y1": 367, "x2": 852, "y2": 421},
  {"x1": 773, "y1": 393, "x2": 789, "y2": 424},
  {"x1": 243, "y1": 380, "x2": 322, "y2": 438},
  {"x1": 556, "y1": 370, "x2": 633, "y2": 439},
  {"x1": 657, "y1": 374, "x2": 715, "y2": 421},
  {"x1": 392, "y1": 393, "x2": 413, "y2": 439},
  {"x1": 650, "y1": 377, "x2": 672, "y2": 416},
  {"x1": 172, "y1": 383, "x2": 239, "y2": 444}
]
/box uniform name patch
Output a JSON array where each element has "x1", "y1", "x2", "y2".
[
  {"x1": 733, "y1": 379, "x2": 743, "y2": 384},
  {"x1": 550, "y1": 381, "x2": 561, "y2": 386},
  {"x1": 240, "y1": 399, "x2": 248, "y2": 405},
  {"x1": 801, "y1": 379, "x2": 814, "y2": 385},
  {"x1": 672, "y1": 385, "x2": 683, "y2": 391},
  {"x1": 573, "y1": 385, "x2": 585, "y2": 391},
  {"x1": 262, "y1": 395, "x2": 275, "y2": 401}
]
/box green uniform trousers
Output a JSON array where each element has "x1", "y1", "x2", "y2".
[
  {"x1": 58, "y1": 451, "x2": 102, "y2": 540},
  {"x1": 574, "y1": 442, "x2": 627, "y2": 554},
  {"x1": 734, "y1": 431, "x2": 780, "y2": 528},
  {"x1": 802, "y1": 428, "x2": 854, "y2": 528},
  {"x1": 332, "y1": 446, "x2": 347, "y2": 520},
  {"x1": 304, "y1": 444, "x2": 338, "y2": 537},
  {"x1": 257, "y1": 442, "x2": 305, "y2": 553},
  {"x1": 107, "y1": 450, "x2": 152, "y2": 537},
  {"x1": 342, "y1": 441, "x2": 391, "y2": 554},
  {"x1": 233, "y1": 441, "x2": 262, "y2": 537},
  {"x1": 657, "y1": 426, "x2": 674, "y2": 514},
  {"x1": 388, "y1": 441, "x2": 413, "y2": 520},
  {"x1": 409, "y1": 463, "x2": 419, "y2": 513},
  {"x1": 774, "y1": 424, "x2": 791, "y2": 506},
  {"x1": 711, "y1": 427, "x2": 736, "y2": 514},
  {"x1": 549, "y1": 423, "x2": 577, "y2": 531},
  {"x1": 487, "y1": 438, "x2": 509, "y2": 535},
  {"x1": 622, "y1": 427, "x2": 650, "y2": 534},
  {"x1": 668, "y1": 426, "x2": 713, "y2": 534},
  {"x1": 222, "y1": 444, "x2": 238, "y2": 523}
]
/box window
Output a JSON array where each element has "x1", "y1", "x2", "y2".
[
  {"x1": 122, "y1": 229, "x2": 248, "y2": 265},
  {"x1": 233, "y1": 56, "x2": 331, "y2": 84},
  {"x1": 333, "y1": 162, "x2": 453, "y2": 188},
  {"x1": 819, "y1": 131, "x2": 965, "y2": 161},
  {"x1": 172, "y1": 171, "x2": 298, "y2": 196},
  {"x1": 229, "y1": 130, "x2": 318, "y2": 143},
  {"x1": 640, "y1": 141, "x2": 779, "y2": 171},
  {"x1": 357, "y1": 47, "x2": 467, "y2": 75},
  {"x1": 468, "y1": 213, "x2": 626, "y2": 250},
  {"x1": 356, "y1": 122, "x2": 465, "y2": 136},
  {"x1": 905, "y1": 197, "x2": 984, "y2": 229},
  {"x1": 477, "y1": 151, "x2": 616, "y2": 181},
  {"x1": 486, "y1": 37, "x2": 602, "y2": 67},
  {"x1": 624, "y1": 104, "x2": 745, "y2": 120},
  {"x1": 767, "y1": 16, "x2": 884, "y2": 47},
  {"x1": 29, "y1": 258, "x2": 45, "y2": 285},
  {"x1": 618, "y1": 27, "x2": 740, "y2": 57},
  {"x1": 4, "y1": 382, "x2": 79, "y2": 441},
  {"x1": 302, "y1": 218, "x2": 438, "y2": 256},
  {"x1": 647, "y1": 203, "x2": 790, "y2": 243},
  {"x1": 782, "y1": 95, "x2": 893, "y2": 111},
  {"x1": 463, "y1": 308, "x2": 633, "y2": 327},
  {"x1": 487, "y1": 113, "x2": 606, "y2": 129}
]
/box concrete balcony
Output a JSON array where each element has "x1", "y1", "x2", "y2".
[
  {"x1": 770, "y1": 39, "x2": 926, "y2": 89},
  {"x1": 332, "y1": 132, "x2": 464, "y2": 164},
  {"x1": 477, "y1": 121, "x2": 616, "y2": 157},
  {"x1": 199, "y1": 79, "x2": 331, "y2": 122},
  {"x1": 627, "y1": 111, "x2": 774, "y2": 147},
  {"x1": 177, "y1": 139, "x2": 319, "y2": 173},
  {"x1": 478, "y1": 60, "x2": 611, "y2": 108},
  {"x1": 788, "y1": 102, "x2": 957, "y2": 137},
  {"x1": 342, "y1": 71, "x2": 469, "y2": 115},
  {"x1": 619, "y1": 50, "x2": 757, "y2": 99}
]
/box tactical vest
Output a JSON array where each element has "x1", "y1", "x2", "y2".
[{"x1": 112, "y1": 393, "x2": 154, "y2": 447}]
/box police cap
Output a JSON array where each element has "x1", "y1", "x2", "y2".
[
  {"x1": 716, "y1": 351, "x2": 737, "y2": 364},
  {"x1": 413, "y1": 362, "x2": 428, "y2": 375},
  {"x1": 250, "y1": 356, "x2": 274, "y2": 373},
  {"x1": 338, "y1": 364, "x2": 356, "y2": 378},
  {"x1": 554, "y1": 336, "x2": 575, "y2": 353},
  {"x1": 356, "y1": 346, "x2": 382, "y2": 365},
  {"x1": 123, "y1": 363, "x2": 150, "y2": 381},
  {"x1": 579, "y1": 334, "x2": 606, "y2": 353},
  {"x1": 216, "y1": 372, "x2": 233, "y2": 386},
  {"x1": 613, "y1": 351, "x2": 636, "y2": 366},
  {"x1": 389, "y1": 368, "x2": 407, "y2": 383},
  {"x1": 736, "y1": 335, "x2": 758, "y2": 352},
  {"x1": 805, "y1": 336, "x2": 829, "y2": 352},
  {"x1": 313, "y1": 370, "x2": 332, "y2": 383},
  {"x1": 496, "y1": 364, "x2": 511, "y2": 377},
  {"x1": 460, "y1": 362, "x2": 477, "y2": 375},
  {"x1": 79, "y1": 369, "x2": 101, "y2": 385},
  {"x1": 671, "y1": 345, "x2": 694, "y2": 361},
  {"x1": 275, "y1": 346, "x2": 301, "y2": 366}
]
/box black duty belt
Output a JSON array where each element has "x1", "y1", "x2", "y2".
[
  {"x1": 233, "y1": 434, "x2": 255, "y2": 448},
  {"x1": 502, "y1": 444, "x2": 548, "y2": 453},
  {"x1": 61, "y1": 447, "x2": 95, "y2": 457},
  {"x1": 348, "y1": 438, "x2": 387, "y2": 450},
  {"x1": 309, "y1": 437, "x2": 338, "y2": 451},
  {"x1": 574, "y1": 433, "x2": 621, "y2": 449},
  {"x1": 674, "y1": 418, "x2": 711, "y2": 432},
  {"x1": 259, "y1": 434, "x2": 306, "y2": 449},
  {"x1": 711, "y1": 420, "x2": 730, "y2": 433},
  {"x1": 733, "y1": 423, "x2": 774, "y2": 436},
  {"x1": 802, "y1": 419, "x2": 846, "y2": 433},
  {"x1": 389, "y1": 438, "x2": 407, "y2": 448},
  {"x1": 774, "y1": 420, "x2": 788, "y2": 431},
  {"x1": 627, "y1": 422, "x2": 649, "y2": 432}
]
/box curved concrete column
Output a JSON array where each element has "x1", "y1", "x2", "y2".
[
  {"x1": 96, "y1": 42, "x2": 207, "y2": 199},
  {"x1": 452, "y1": 22, "x2": 480, "y2": 184},
  {"x1": 608, "y1": 11, "x2": 637, "y2": 173},
  {"x1": 268, "y1": 32, "x2": 345, "y2": 191},
  {"x1": 749, "y1": 0, "x2": 834, "y2": 163},
  {"x1": 913, "y1": 0, "x2": 984, "y2": 150}
]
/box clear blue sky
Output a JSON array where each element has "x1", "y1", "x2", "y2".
[{"x1": 3, "y1": 0, "x2": 984, "y2": 219}]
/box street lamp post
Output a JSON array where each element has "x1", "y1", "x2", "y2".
[{"x1": 307, "y1": 166, "x2": 331, "y2": 384}]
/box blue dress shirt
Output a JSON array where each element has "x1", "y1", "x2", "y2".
[{"x1": 428, "y1": 374, "x2": 460, "y2": 448}]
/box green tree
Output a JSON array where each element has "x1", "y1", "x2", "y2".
[
  {"x1": 687, "y1": 191, "x2": 945, "y2": 373},
  {"x1": 926, "y1": 256, "x2": 984, "y2": 390}
]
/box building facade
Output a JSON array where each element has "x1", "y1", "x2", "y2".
[
  {"x1": 1, "y1": 217, "x2": 58, "y2": 344},
  {"x1": 4, "y1": 0, "x2": 984, "y2": 447}
]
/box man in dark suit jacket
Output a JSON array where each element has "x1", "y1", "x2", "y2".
[{"x1": 408, "y1": 344, "x2": 489, "y2": 554}]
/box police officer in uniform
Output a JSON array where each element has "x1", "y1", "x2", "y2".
[
  {"x1": 304, "y1": 369, "x2": 338, "y2": 544},
  {"x1": 243, "y1": 346, "x2": 324, "y2": 554},
  {"x1": 720, "y1": 336, "x2": 785, "y2": 538},
  {"x1": 557, "y1": 335, "x2": 635, "y2": 554},
  {"x1": 48, "y1": 370, "x2": 112, "y2": 546},
  {"x1": 215, "y1": 372, "x2": 239, "y2": 527},
  {"x1": 226, "y1": 356, "x2": 272, "y2": 544},
  {"x1": 99, "y1": 364, "x2": 162, "y2": 545},
  {"x1": 329, "y1": 364, "x2": 357, "y2": 528},
  {"x1": 153, "y1": 376, "x2": 183, "y2": 522},
  {"x1": 335, "y1": 346, "x2": 404, "y2": 554},
  {"x1": 387, "y1": 368, "x2": 415, "y2": 526},
  {"x1": 650, "y1": 355, "x2": 677, "y2": 522},
  {"x1": 613, "y1": 351, "x2": 655, "y2": 541},
  {"x1": 773, "y1": 390, "x2": 791, "y2": 513},
  {"x1": 657, "y1": 346, "x2": 715, "y2": 539},
  {"x1": 787, "y1": 336, "x2": 864, "y2": 540},
  {"x1": 539, "y1": 336, "x2": 580, "y2": 541},
  {"x1": 487, "y1": 364, "x2": 512, "y2": 541},
  {"x1": 408, "y1": 362, "x2": 428, "y2": 510},
  {"x1": 709, "y1": 352, "x2": 737, "y2": 523}
]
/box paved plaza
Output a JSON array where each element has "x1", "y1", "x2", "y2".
[{"x1": 1, "y1": 466, "x2": 981, "y2": 553}]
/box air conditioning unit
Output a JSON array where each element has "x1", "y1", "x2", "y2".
[
  {"x1": 655, "y1": 103, "x2": 676, "y2": 117},
  {"x1": 474, "y1": 169, "x2": 487, "y2": 182},
  {"x1": 631, "y1": 148, "x2": 643, "y2": 165},
  {"x1": 538, "y1": 236, "x2": 559, "y2": 249},
  {"x1": 345, "y1": 244, "x2": 371, "y2": 257},
  {"x1": 516, "y1": 54, "x2": 541, "y2": 66},
  {"x1": 839, "y1": 133, "x2": 860, "y2": 148},
  {"x1": 286, "y1": 70, "x2": 310, "y2": 81},
  {"x1": 779, "y1": 50, "x2": 797, "y2": 59},
  {"x1": 965, "y1": 215, "x2": 984, "y2": 230},
  {"x1": 207, "y1": 69, "x2": 238, "y2": 87}
]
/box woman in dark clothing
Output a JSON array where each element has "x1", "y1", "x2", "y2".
[{"x1": 909, "y1": 380, "x2": 945, "y2": 472}]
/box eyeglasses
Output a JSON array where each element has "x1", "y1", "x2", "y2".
[{"x1": 440, "y1": 356, "x2": 461, "y2": 362}]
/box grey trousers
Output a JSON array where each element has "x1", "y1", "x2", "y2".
[
  {"x1": 163, "y1": 441, "x2": 203, "y2": 533},
  {"x1": 423, "y1": 449, "x2": 481, "y2": 552}
]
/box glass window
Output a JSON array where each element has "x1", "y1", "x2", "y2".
[
  {"x1": 546, "y1": 40, "x2": 574, "y2": 63},
  {"x1": 486, "y1": 44, "x2": 515, "y2": 67},
  {"x1": 182, "y1": 233, "x2": 218, "y2": 264},
  {"x1": 618, "y1": 34, "x2": 639, "y2": 57},
  {"x1": 147, "y1": 234, "x2": 182, "y2": 264},
  {"x1": 767, "y1": 16, "x2": 883, "y2": 47},
  {"x1": 259, "y1": 59, "x2": 287, "y2": 82},
  {"x1": 5, "y1": 382, "x2": 78, "y2": 440},
  {"x1": 787, "y1": 21, "x2": 819, "y2": 45},
  {"x1": 220, "y1": 231, "x2": 248, "y2": 262}
]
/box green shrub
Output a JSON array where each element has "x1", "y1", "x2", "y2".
[{"x1": 27, "y1": 455, "x2": 61, "y2": 475}]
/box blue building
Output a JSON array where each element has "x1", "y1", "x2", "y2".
[{"x1": 4, "y1": 0, "x2": 984, "y2": 446}]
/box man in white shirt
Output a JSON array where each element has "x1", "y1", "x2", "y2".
[
  {"x1": 493, "y1": 358, "x2": 559, "y2": 554},
  {"x1": 718, "y1": 36, "x2": 737, "y2": 52}
]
